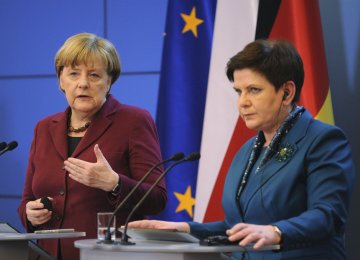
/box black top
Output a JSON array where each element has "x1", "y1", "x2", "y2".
[{"x1": 67, "y1": 136, "x2": 82, "y2": 156}]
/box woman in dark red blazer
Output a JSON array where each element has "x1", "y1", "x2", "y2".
[{"x1": 18, "y1": 32, "x2": 167, "y2": 260}]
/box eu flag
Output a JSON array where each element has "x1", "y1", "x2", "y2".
[{"x1": 155, "y1": 1, "x2": 217, "y2": 221}]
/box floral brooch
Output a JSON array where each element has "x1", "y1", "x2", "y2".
[{"x1": 275, "y1": 143, "x2": 295, "y2": 162}]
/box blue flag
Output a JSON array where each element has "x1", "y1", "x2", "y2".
[{"x1": 155, "y1": 1, "x2": 217, "y2": 221}]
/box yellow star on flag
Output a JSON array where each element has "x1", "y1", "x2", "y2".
[
  {"x1": 174, "y1": 185, "x2": 196, "y2": 218},
  {"x1": 180, "y1": 6, "x2": 204, "y2": 38}
]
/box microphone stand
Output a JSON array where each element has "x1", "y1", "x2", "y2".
[
  {"x1": 102, "y1": 152, "x2": 185, "y2": 244},
  {"x1": 120, "y1": 152, "x2": 200, "y2": 245}
]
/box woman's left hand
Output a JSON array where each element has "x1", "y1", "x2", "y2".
[
  {"x1": 64, "y1": 144, "x2": 119, "y2": 191},
  {"x1": 226, "y1": 223, "x2": 281, "y2": 249}
]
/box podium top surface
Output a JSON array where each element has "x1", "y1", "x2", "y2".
[
  {"x1": 0, "y1": 232, "x2": 86, "y2": 241},
  {"x1": 75, "y1": 239, "x2": 280, "y2": 253}
]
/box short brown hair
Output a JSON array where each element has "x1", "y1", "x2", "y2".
[
  {"x1": 55, "y1": 32, "x2": 121, "y2": 85},
  {"x1": 226, "y1": 39, "x2": 304, "y2": 102}
]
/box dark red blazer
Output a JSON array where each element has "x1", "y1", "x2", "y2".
[{"x1": 18, "y1": 95, "x2": 167, "y2": 260}]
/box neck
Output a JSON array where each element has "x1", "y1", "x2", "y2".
[
  {"x1": 263, "y1": 104, "x2": 293, "y2": 146},
  {"x1": 69, "y1": 111, "x2": 94, "y2": 128},
  {"x1": 68, "y1": 111, "x2": 92, "y2": 136}
]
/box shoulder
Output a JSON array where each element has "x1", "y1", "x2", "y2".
[
  {"x1": 104, "y1": 95, "x2": 153, "y2": 122},
  {"x1": 299, "y1": 115, "x2": 354, "y2": 167},
  {"x1": 232, "y1": 136, "x2": 257, "y2": 161},
  {"x1": 100, "y1": 96, "x2": 155, "y2": 131},
  {"x1": 111, "y1": 104, "x2": 155, "y2": 130},
  {"x1": 307, "y1": 117, "x2": 348, "y2": 143},
  {"x1": 291, "y1": 110, "x2": 348, "y2": 145},
  {"x1": 35, "y1": 112, "x2": 65, "y2": 128},
  {"x1": 116, "y1": 104, "x2": 152, "y2": 119}
]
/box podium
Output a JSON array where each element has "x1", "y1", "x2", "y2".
[
  {"x1": 0, "y1": 223, "x2": 85, "y2": 260},
  {"x1": 75, "y1": 239, "x2": 280, "y2": 260}
]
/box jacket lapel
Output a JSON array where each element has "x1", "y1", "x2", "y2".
[
  {"x1": 71, "y1": 95, "x2": 118, "y2": 158},
  {"x1": 242, "y1": 110, "x2": 313, "y2": 214},
  {"x1": 49, "y1": 110, "x2": 69, "y2": 160},
  {"x1": 71, "y1": 116, "x2": 112, "y2": 158}
]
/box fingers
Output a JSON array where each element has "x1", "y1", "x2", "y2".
[
  {"x1": 64, "y1": 157, "x2": 92, "y2": 184},
  {"x1": 28, "y1": 211, "x2": 52, "y2": 226},
  {"x1": 129, "y1": 220, "x2": 162, "y2": 229},
  {"x1": 26, "y1": 200, "x2": 52, "y2": 226},
  {"x1": 127, "y1": 220, "x2": 152, "y2": 229},
  {"x1": 226, "y1": 223, "x2": 247, "y2": 241},
  {"x1": 64, "y1": 145, "x2": 116, "y2": 190},
  {"x1": 226, "y1": 224, "x2": 277, "y2": 249},
  {"x1": 65, "y1": 157, "x2": 87, "y2": 170},
  {"x1": 94, "y1": 144, "x2": 107, "y2": 164},
  {"x1": 253, "y1": 238, "x2": 266, "y2": 249},
  {"x1": 127, "y1": 220, "x2": 189, "y2": 233},
  {"x1": 127, "y1": 220, "x2": 171, "y2": 230}
]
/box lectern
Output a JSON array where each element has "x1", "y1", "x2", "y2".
[
  {"x1": 0, "y1": 223, "x2": 85, "y2": 260},
  {"x1": 75, "y1": 239, "x2": 280, "y2": 260}
]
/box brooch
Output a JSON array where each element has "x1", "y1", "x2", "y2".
[{"x1": 275, "y1": 143, "x2": 295, "y2": 162}]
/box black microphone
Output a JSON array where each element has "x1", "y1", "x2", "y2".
[
  {"x1": 0, "y1": 142, "x2": 7, "y2": 151},
  {"x1": 120, "y1": 152, "x2": 201, "y2": 245},
  {"x1": 102, "y1": 152, "x2": 185, "y2": 244},
  {"x1": 0, "y1": 141, "x2": 18, "y2": 156}
]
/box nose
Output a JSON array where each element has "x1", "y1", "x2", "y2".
[
  {"x1": 237, "y1": 93, "x2": 250, "y2": 108},
  {"x1": 77, "y1": 73, "x2": 89, "y2": 88}
]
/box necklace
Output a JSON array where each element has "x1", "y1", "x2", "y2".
[
  {"x1": 236, "y1": 105, "x2": 305, "y2": 200},
  {"x1": 67, "y1": 113, "x2": 91, "y2": 133},
  {"x1": 68, "y1": 122, "x2": 91, "y2": 133}
]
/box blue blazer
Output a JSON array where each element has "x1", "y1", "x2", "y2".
[{"x1": 190, "y1": 110, "x2": 355, "y2": 259}]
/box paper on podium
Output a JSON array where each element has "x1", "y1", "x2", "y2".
[{"x1": 120, "y1": 228, "x2": 199, "y2": 243}]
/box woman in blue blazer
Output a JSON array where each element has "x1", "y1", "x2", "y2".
[{"x1": 129, "y1": 39, "x2": 356, "y2": 259}]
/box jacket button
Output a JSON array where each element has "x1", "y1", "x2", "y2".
[{"x1": 59, "y1": 189, "x2": 64, "y2": 195}]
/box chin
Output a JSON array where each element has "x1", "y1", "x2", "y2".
[
  {"x1": 74, "y1": 106, "x2": 98, "y2": 114},
  {"x1": 244, "y1": 123, "x2": 259, "y2": 131}
]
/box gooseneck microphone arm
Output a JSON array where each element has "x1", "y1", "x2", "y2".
[
  {"x1": 103, "y1": 152, "x2": 185, "y2": 244},
  {"x1": 0, "y1": 142, "x2": 7, "y2": 151},
  {"x1": 0, "y1": 141, "x2": 18, "y2": 156},
  {"x1": 120, "y1": 152, "x2": 201, "y2": 245}
]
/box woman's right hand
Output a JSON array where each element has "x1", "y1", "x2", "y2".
[
  {"x1": 25, "y1": 198, "x2": 52, "y2": 226},
  {"x1": 127, "y1": 220, "x2": 190, "y2": 233}
]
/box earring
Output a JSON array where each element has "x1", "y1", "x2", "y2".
[{"x1": 283, "y1": 91, "x2": 289, "y2": 100}]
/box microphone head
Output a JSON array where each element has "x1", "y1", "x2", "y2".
[
  {"x1": 185, "y1": 152, "x2": 201, "y2": 161},
  {"x1": 171, "y1": 152, "x2": 185, "y2": 161},
  {"x1": 0, "y1": 142, "x2": 6, "y2": 150},
  {"x1": 7, "y1": 141, "x2": 18, "y2": 151}
]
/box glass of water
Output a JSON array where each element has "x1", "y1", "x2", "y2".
[{"x1": 97, "y1": 212, "x2": 116, "y2": 241}]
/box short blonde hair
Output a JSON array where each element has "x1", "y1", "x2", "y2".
[{"x1": 55, "y1": 32, "x2": 121, "y2": 85}]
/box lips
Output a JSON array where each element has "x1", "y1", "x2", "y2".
[
  {"x1": 242, "y1": 113, "x2": 255, "y2": 120},
  {"x1": 76, "y1": 95, "x2": 91, "y2": 99}
]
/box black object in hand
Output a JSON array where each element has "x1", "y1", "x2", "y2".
[
  {"x1": 40, "y1": 197, "x2": 53, "y2": 211},
  {"x1": 199, "y1": 235, "x2": 239, "y2": 246}
]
